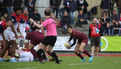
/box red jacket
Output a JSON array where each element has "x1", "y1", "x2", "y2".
[
  {"x1": 89, "y1": 23, "x2": 101, "y2": 37},
  {"x1": 0, "y1": 20, "x2": 7, "y2": 30}
]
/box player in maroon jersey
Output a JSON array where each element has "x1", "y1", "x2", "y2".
[{"x1": 66, "y1": 26, "x2": 93, "y2": 62}]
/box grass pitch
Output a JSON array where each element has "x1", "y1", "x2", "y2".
[{"x1": 0, "y1": 56, "x2": 121, "y2": 69}]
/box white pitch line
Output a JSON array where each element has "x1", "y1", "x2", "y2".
[
  {"x1": 16, "y1": 67, "x2": 39, "y2": 69},
  {"x1": 68, "y1": 63, "x2": 92, "y2": 66}
]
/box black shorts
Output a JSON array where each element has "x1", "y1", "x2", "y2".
[
  {"x1": 90, "y1": 37, "x2": 100, "y2": 47},
  {"x1": 42, "y1": 36, "x2": 57, "y2": 46}
]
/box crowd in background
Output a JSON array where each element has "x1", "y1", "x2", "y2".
[
  {"x1": 0, "y1": 0, "x2": 121, "y2": 36},
  {"x1": 0, "y1": 0, "x2": 121, "y2": 63}
]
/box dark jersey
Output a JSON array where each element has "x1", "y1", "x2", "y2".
[
  {"x1": 26, "y1": 31, "x2": 45, "y2": 46},
  {"x1": 10, "y1": 13, "x2": 21, "y2": 24},
  {"x1": 69, "y1": 29, "x2": 88, "y2": 47}
]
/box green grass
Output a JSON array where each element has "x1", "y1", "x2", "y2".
[{"x1": 0, "y1": 56, "x2": 121, "y2": 69}]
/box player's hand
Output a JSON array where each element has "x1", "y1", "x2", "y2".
[{"x1": 30, "y1": 18, "x2": 34, "y2": 23}]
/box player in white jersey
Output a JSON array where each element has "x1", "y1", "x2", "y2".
[
  {"x1": 1, "y1": 7, "x2": 22, "y2": 62},
  {"x1": 16, "y1": 48, "x2": 34, "y2": 62}
]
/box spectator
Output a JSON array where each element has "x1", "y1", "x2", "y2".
[
  {"x1": 30, "y1": 9, "x2": 41, "y2": 32},
  {"x1": 0, "y1": 0, "x2": 7, "y2": 16},
  {"x1": 69, "y1": 0, "x2": 77, "y2": 24},
  {"x1": 100, "y1": 0, "x2": 111, "y2": 17},
  {"x1": 98, "y1": 17, "x2": 103, "y2": 25},
  {"x1": 26, "y1": 0, "x2": 36, "y2": 16},
  {"x1": 31, "y1": 9, "x2": 41, "y2": 23},
  {"x1": 111, "y1": 10, "x2": 119, "y2": 21},
  {"x1": 5, "y1": 0, "x2": 13, "y2": 16},
  {"x1": 1, "y1": 13, "x2": 8, "y2": 20},
  {"x1": 58, "y1": 0, "x2": 65, "y2": 18},
  {"x1": 50, "y1": 0, "x2": 60, "y2": 18},
  {"x1": 118, "y1": 0, "x2": 121, "y2": 17},
  {"x1": 0, "y1": 0, "x2": 4, "y2": 16},
  {"x1": 63, "y1": 0, "x2": 71, "y2": 13},
  {"x1": 21, "y1": 0, "x2": 27, "y2": 9},
  {"x1": 76, "y1": 0, "x2": 88, "y2": 14},
  {"x1": 76, "y1": 10, "x2": 88, "y2": 27},
  {"x1": 114, "y1": 20, "x2": 120, "y2": 35},
  {"x1": 13, "y1": 0, "x2": 22, "y2": 9},
  {"x1": 89, "y1": 18, "x2": 104, "y2": 56},
  {"x1": 13, "y1": 0, "x2": 28, "y2": 11},
  {"x1": 109, "y1": 20, "x2": 115, "y2": 35},
  {"x1": 101, "y1": 12, "x2": 110, "y2": 34},
  {"x1": 105, "y1": 21, "x2": 111, "y2": 35},
  {"x1": 113, "y1": 0, "x2": 121, "y2": 18},
  {"x1": 61, "y1": 11, "x2": 71, "y2": 34}
]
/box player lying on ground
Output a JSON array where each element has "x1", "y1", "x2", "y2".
[{"x1": 15, "y1": 47, "x2": 34, "y2": 62}]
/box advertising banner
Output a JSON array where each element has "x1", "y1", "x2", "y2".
[{"x1": 101, "y1": 36, "x2": 121, "y2": 52}]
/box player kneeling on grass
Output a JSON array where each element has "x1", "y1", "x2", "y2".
[
  {"x1": 66, "y1": 26, "x2": 93, "y2": 62},
  {"x1": 0, "y1": 19, "x2": 13, "y2": 62}
]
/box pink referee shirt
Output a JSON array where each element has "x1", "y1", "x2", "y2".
[{"x1": 41, "y1": 18, "x2": 57, "y2": 36}]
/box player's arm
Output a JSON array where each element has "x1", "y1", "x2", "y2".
[
  {"x1": 11, "y1": 23, "x2": 18, "y2": 39},
  {"x1": 68, "y1": 35, "x2": 76, "y2": 47},
  {"x1": 33, "y1": 21, "x2": 43, "y2": 28},
  {"x1": 41, "y1": 26, "x2": 45, "y2": 34},
  {"x1": 30, "y1": 18, "x2": 43, "y2": 28},
  {"x1": 1, "y1": 32, "x2": 5, "y2": 40},
  {"x1": 0, "y1": 24, "x2": 5, "y2": 40},
  {"x1": 70, "y1": 38, "x2": 76, "y2": 47},
  {"x1": 17, "y1": 25, "x2": 24, "y2": 38},
  {"x1": 68, "y1": 35, "x2": 73, "y2": 42}
]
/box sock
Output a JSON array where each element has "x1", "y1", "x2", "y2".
[
  {"x1": 75, "y1": 53, "x2": 84, "y2": 60},
  {"x1": 47, "y1": 52, "x2": 51, "y2": 56},
  {"x1": 83, "y1": 50, "x2": 91, "y2": 57},
  {"x1": 37, "y1": 49, "x2": 47, "y2": 60},
  {"x1": 30, "y1": 48, "x2": 38, "y2": 59},
  {"x1": 50, "y1": 52, "x2": 60, "y2": 63},
  {"x1": 47, "y1": 52, "x2": 55, "y2": 61}
]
